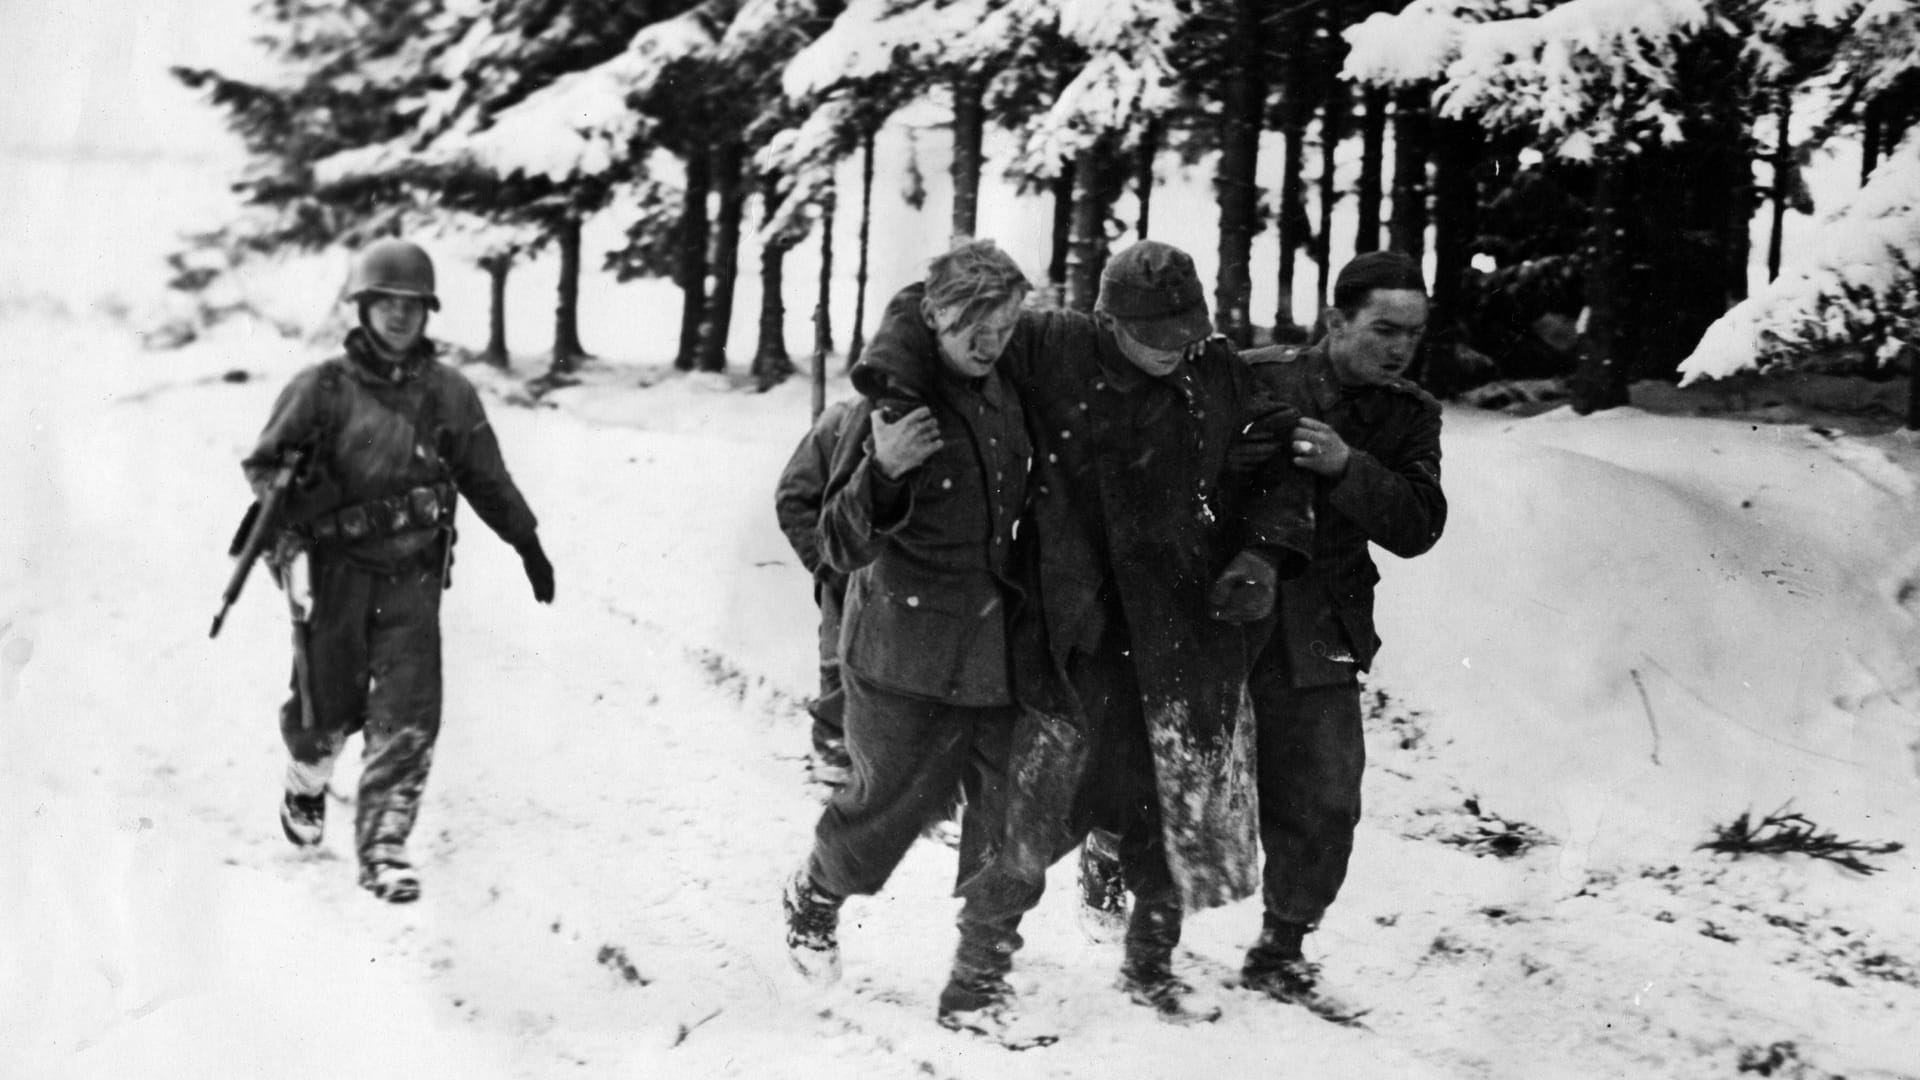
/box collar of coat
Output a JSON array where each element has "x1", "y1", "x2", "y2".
[
  {"x1": 850, "y1": 282, "x2": 1010, "y2": 409},
  {"x1": 344, "y1": 327, "x2": 435, "y2": 387},
  {"x1": 1261, "y1": 341, "x2": 1432, "y2": 414}
]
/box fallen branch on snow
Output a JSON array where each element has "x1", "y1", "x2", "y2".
[{"x1": 1699, "y1": 804, "x2": 1904, "y2": 875}]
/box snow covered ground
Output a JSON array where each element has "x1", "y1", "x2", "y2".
[{"x1": 3, "y1": 307, "x2": 1918, "y2": 1080}]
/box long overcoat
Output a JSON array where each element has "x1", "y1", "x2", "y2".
[
  {"x1": 1239, "y1": 343, "x2": 1447, "y2": 687},
  {"x1": 993, "y1": 309, "x2": 1316, "y2": 910}
]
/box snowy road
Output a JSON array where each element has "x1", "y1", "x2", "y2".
[{"x1": 4, "y1": 318, "x2": 1918, "y2": 1079}]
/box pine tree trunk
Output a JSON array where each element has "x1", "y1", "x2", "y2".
[
  {"x1": 1430, "y1": 115, "x2": 1480, "y2": 348},
  {"x1": 1768, "y1": 91, "x2": 1790, "y2": 283},
  {"x1": 1276, "y1": 96, "x2": 1310, "y2": 338},
  {"x1": 950, "y1": 74, "x2": 986, "y2": 242},
  {"x1": 1863, "y1": 97, "x2": 1883, "y2": 184},
  {"x1": 479, "y1": 255, "x2": 510, "y2": 368},
  {"x1": 817, "y1": 182, "x2": 835, "y2": 355},
  {"x1": 1048, "y1": 163, "x2": 1074, "y2": 305},
  {"x1": 1135, "y1": 120, "x2": 1160, "y2": 239},
  {"x1": 1356, "y1": 86, "x2": 1386, "y2": 255},
  {"x1": 1274, "y1": 24, "x2": 1320, "y2": 336},
  {"x1": 753, "y1": 176, "x2": 794, "y2": 387},
  {"x1": 550, "y1": 216, "x2": 588, "y2": 375},
  {"x1": 812, "y1": 295, "x2": 828, "y2": 421},
  {"x1": 1215, "y1": 0, "x2": 1268, "y2": 346},
  {"x1": 1389, "y1": 86, "x2": 1431, "y2": 264},
  {"x1": 1313, "y1": 79, "x2": 1348, "y2": 311},
  {"x1": 847, "y1": 126, "x2": 875, "y2": 369},
  {"x1": 1574, "y1": 153, "x2": 1633, "y2": 414},
  {"x1": 676, "y1": 147, "x2": 712, "y2": 371},
  {"x1": 1066, "y1": 136, "x2": 1124, "y2": 313},
  {"x1": 698, "y1": 139, "x2": 746, "y2": 374}
]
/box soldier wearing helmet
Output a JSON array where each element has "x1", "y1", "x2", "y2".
[{"x1": 241, "y1": 237, "x2": 555, "y2": 903}]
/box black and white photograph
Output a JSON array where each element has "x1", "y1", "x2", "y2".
[{"x1": 3, "y1": 1, "x2": 1918, "y2": 1077}]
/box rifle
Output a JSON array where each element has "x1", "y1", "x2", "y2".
[{"x1": 209, "y1": 448, "x2": 305, "y2": 638}]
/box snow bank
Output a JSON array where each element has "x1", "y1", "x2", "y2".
[{"x1": 1376, "y1": 407, "x2": 1920, "y2": 868}]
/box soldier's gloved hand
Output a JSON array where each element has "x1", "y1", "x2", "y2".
[
  {"x1": 1227, "y1": 402, "x2": 1300, "y2": 473},
  {"x1": 517, "y1": 536, "x2": 555, "y2": 604},
  {"x1": 1207, "y1": 549, "x2": 1277, "y2": 623}
]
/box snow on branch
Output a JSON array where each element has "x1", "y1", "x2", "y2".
[
  {"x1": 1343, "y1": 0, "x2": 1480, "y2": 87},
  {"x1": 1010, "y1": 52, "x2": 1174, "y2": 176},
  {"x1": 1680, "y1": 132, "x2": 1920, "y2": 384},
  {"x1": 428, "y1": 6, "x2": 728, "y2": 183},
  {"x1": 755, "y1": 92, "x2": 864, "y2": 242},
  {"x1": 1347, "y1": 0, "x2": 1718, "y2": 155},
  {"x1": 782, "y1": 0, "x2": 1008, "y2": 98},
  {"x1": 1004, "y1": 0, "x2": 1182, "y2": 178}
]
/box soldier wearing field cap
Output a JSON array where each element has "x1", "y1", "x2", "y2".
[
  {"x1": 242, "y1": 237, "x2": 553, "y2": 903},
  {"x1": 1232, "y1": 249, "x2": 1447, "y2": 1022}
]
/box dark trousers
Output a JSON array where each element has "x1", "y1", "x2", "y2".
[
  {"x1": 807, "y1": 670, "x2": 1016, "y2": 918},
  {"x1": 1067, "y1": 636, "x2": 1184, "y2": 966},
  {"x1": 1246, "y1": 656, "x2": 1364, "y2": 928},
  {"x1": 949, "y1": 623, "x2": 1185, "y2": 979},
  {"x1": 809, "y1": 585, "x2": 846, "y2": 758},
  {"x1": 280, "y1": 555, "x2": 443, "y2": 869}
]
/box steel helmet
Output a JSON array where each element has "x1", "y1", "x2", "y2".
[{"x1": 347, "y1": 239, "x2": 440, "y2": 310}]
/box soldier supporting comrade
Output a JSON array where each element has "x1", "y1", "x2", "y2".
[{"x1": 1235, "y1": 249, "x2": 1448, "y2": 1021}]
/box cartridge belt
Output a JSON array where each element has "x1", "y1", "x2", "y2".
[{"x1": 302, "y1": 481, "x2": 456, "y2": 543}]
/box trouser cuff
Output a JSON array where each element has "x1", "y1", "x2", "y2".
[{"x1": 284, "y1": 755, "x2": 336, "y2": 796}]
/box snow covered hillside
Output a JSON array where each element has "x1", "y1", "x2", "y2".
[{"x1": 3, "y1": 309, "x2": 1918, "y2": 1080}]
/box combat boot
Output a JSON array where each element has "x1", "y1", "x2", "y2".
[
  {"x1": 782, "y1": 868, "x2": 843, "y2": 985},
  {"x1": 359, "y1": 860, "x2": 421, "y2": 904},
  {"x1": 1118, "y1": 900, "x2": 1219, "y2": 1025},
  {"x1": 938, "y1": 969, "x2": 1056, "y2": 1049},
  {"x1": 279, "y1": 790, "x2": 325, "y2": 847},
  {"x1": 1075, "y1": 832, "x2": 1128, "y2": 943},
  {"x1": 1241, "y1": 919, "x2": 1367, "y2": 1025},
  {"x1": 1118, "y1": 952, "x2": 1222, "y2": 1025}
]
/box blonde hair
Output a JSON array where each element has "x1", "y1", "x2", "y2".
[{"x1": 924, "y1": 239, "x2": 1030, "y2": 330}]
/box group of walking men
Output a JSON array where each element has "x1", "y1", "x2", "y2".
[
  {"x1": 776, "y1": 238, "x2": 1446, "y2": 1037},
  {"x1": 235, "y1": 231, "x2": 1444, "y2": 1039}
]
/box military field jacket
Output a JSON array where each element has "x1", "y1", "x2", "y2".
[
  {"x1": 1240, "y1": 342, "x2": 1447, "y2": 687},
  {"x1": 774, "y1": 398, "x2": 856, "y2": 603},
  {"x1": 243, "y1": 329, "x2": 538, "y2": 572}
]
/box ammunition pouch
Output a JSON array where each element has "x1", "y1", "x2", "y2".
[{"x1": 301, "y1": 481, "x2": 457, "y2": 544}]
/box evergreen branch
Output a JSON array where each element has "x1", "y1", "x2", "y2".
[{"x1": 1699, "y1": 804, "x2": 1905, "y2": 875}]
